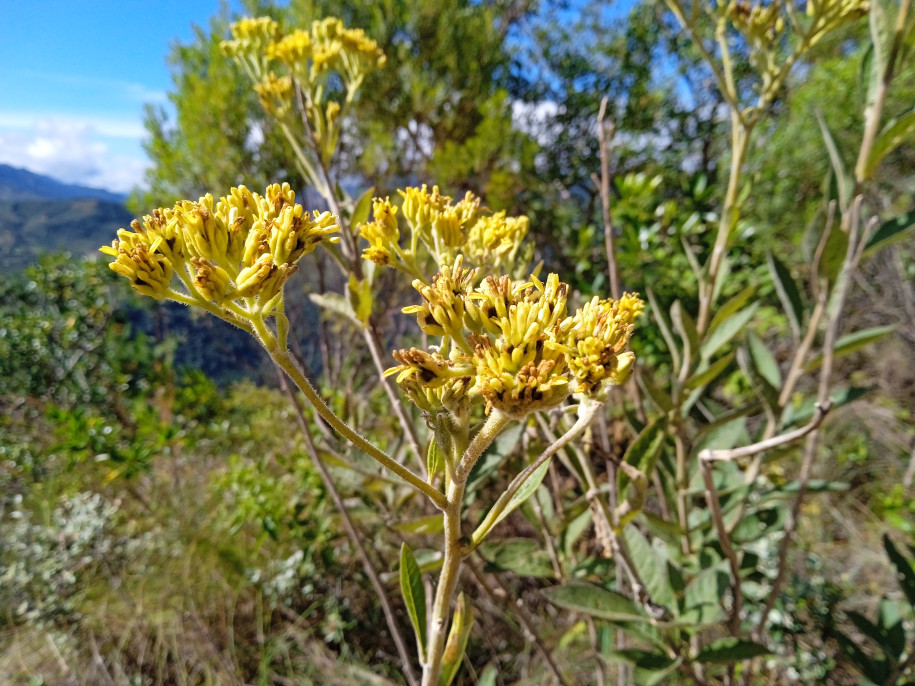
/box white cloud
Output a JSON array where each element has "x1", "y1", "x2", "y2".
[{"x1": 0, "y1": 115, "x2": 149, "y2": 194}]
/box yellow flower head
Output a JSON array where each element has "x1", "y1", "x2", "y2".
[
  {"x1": 221, "y1": 16, "x2": 280, "y2": 58},
  {"x1": 101, "y1": 235, "x2": 173, "y2": 300},
  {"x1": 565, "y1": 293, "x2": 644, "y2": 396},
  {"x1": 101, "y1": 184, "x2": 339, "y2": 314},
  {"x1": 254, "y1": 73, "x2": 294, "y2": 118},
  {"x1": 466, "y1": 211, "x2": 529, "y2": 271},
  {"x1": 267, "y1": 29, "x2": 312, "y2": 64},
  {"x1": 402, "y1": 256, "x2": 477, "y2": 340}
]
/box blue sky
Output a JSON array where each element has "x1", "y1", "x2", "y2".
[{"x1": 0, "y1": 1, "x2": 242, "y2": 193}]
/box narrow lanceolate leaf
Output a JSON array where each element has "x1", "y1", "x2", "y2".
[
  {"x1": 766, "y1": 253, "x2": 804, "y2": 339},
  {"x1": 816, "y1": 111, "x2": 850, "y2": 210},
  {"x1": 439, "y1": 592, "x2": 474, "y2": 686},
  {"x1": 477, "y1": 458, "x2": 551, "y2": 539},
  {"x1": 350, "y1": 185, "x2": 376, "y2": 227},
  {"x1": 542, "y1": 583, "x2": 649, "y2": 623},
  {"x1": 700, "y1": 303, "x2": 759, "y2": 361},
  {"x1": 693, "y1": 637, "x2": 771, "y2": 663},
  {"x1": 804, "y1": 325, "x2": 896, "y2": 372},
  {"x1": 347, "y1": 274, "x2": 373, "y2": 325},
  {"x1": 746, "y1": 331, "x2": 782, "y2": 389},
  {"x1": 884, "y1": 534, "x2": 915, "y2": 610},
  {"x1": 399, "y1": 543, "x2": 427, "y2": 661},
  {"x1": 670, "y1": 300, "x2": 699, "y2": 366},
  {"x1": 647, "y1": 288, "x2": 681, "y2": 373},
  {"x1": 621, "y1": 415, "x2": 668, "y2": 491},
  {"x1": 427, "y1": 438, "x2": 446, "y2": 481},
  {"x1": 863, "y1": 110, "x2": 915, "y2": 180},
  {"x1": 866, "y1": 210, "x2": 915, "y2": 255},
  {"x1": 707, "y1": 285, "x2": 757, "y2": 339},
  {"x1": 685, "y1": 351, "x2": 736, "y2": 390}
]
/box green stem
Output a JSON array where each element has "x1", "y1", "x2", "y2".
[
  {"x1": 470, "y1": 401, "x2": 602, "y2": 548},
  {"x1": 455, "y1": 410, "x2": 511, "y2": 483},
  {"x1": 422, "y1": 479, "x2": 465, "y2": 686},
  {"x1": 272, "y1": 349, "x2": 447, "y2": 509}
]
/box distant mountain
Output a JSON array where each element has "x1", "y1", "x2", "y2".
[
  {"x1": 0, "y1": 164, "x2": 127, "y2": 203},
  {"x1": 0, "y1": 166, "x2": 135, "y2": 271},
  {"x1": 0, "y1": 198, "x2": 135, "y2": 271}
]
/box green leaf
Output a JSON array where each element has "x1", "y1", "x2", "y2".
[
  {"x1": 477, "y1": 665, "x2": 498, "y2": 686},
  {"x1": 395, "y1": 514, "x2": 444, "y2": 535},
  {"x1": 700, "y1": 303, "x2": 759, "y2": 361},
  {"x1": 467, "y1": 422, "x2": 524, "y2": 493},
  {"x1": 884, "y1": 534, "x2": 915, "y2": 610},
  {"x1": 479, "y1": 538, "x2": 556, "y2": 578},
  {"x1": 622, "y1": 526, "x2": 675, "y2": 610},
  {"x1": 866, "y1": 210, "x2": 915, "y2": 254},
  {"x1": 693, "y1": 637, "x2": 770, "y2": 664},
  {"x1": 836, "y1": 630, "x2": 890, "y2": 683},
  {"x1": 878, "y1": 597, "x2": 906, "y2": 657},
  {"x1": 439, "y1": 592, "x2": 474, "y2": 686},
  {"x1": 685, "y1": 351, "x2": 736, "y2": 391},
  {"x1": 350, "y1": 185, "x2": 376, "y2": 228},
  {"x1": 738, "y1": 346, "x2": 780, "y2": 417},
  {"x1": 308, "y1": 292, "x2": 358, "y2": 325},
  {"x1": 621, "y1": 415, "x2": 668, "y2": 488},
  {"x1": 730, "y1": 507, "x2": 786, "y2": 544},
  {"x1": 399, "y1": 542, "x2": 427, "y2": 660},
  {"x1": 647, "y1": 288, "x2": 681, "y2": 373},
  {"x1": 847, "y1": 602, "x2": 905, "y2": 660},
  {"x1": 707, "y1": 285, "x2": 757, "y2": 339},
  {"x1": 863, "y1": 109, "x2": 915, "y2": 180},
  {"x1": 683, "y1": 562, "x2": 728, "y2": 620},
  {"x1": 637, "y1": 374, "x2": 674, "y2": 413},
  {"x1": 542, "y1": 583, "x2": 649, "y2": 622},
  {"x1": 816, "y1": 110, "x2": 850, "y2": 211},
  {"x1": 804, "y1": 325, "x2": 896, "y2": 372},
  {"x1": 782, "y1": 385, "x2": 874, "y2": 427},
  {"x1": 670, "y1": 300, "x2": 699, "y2": 366},
  {"x1": 347, "y1": 274, "x2": 373, "y2": 325},
  {"x1": 562, "y1": 506, "x2": 593, "y2": 559},
  {"x1": 746, "y1": 331, "x2": 781, "y2": 388},
  {"x1": 427, "y1": 438, "x2": 446, "y2": 480},
  {"x1": 766, "y1": 253, "x2": 805, "y2": 339},
  {"x1": 609, "y1": 649, "x2": 677, "y2": 671},
  {"x1": 474, "y1": 458, "x2": 551, "y2": 542},
  {"x1": 817, "y1": 220, "x2": 850, "y2": 285}
]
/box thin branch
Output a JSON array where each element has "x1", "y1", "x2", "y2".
[
  {"x1": 757, "y1": 197, "x2": 864, "y2": 637},
  {"x1": 274, "y1": 364, "x2": 420, "y2": 686},
  {"x1": 596, "y1": 98, "x2": 621, "y2": 301},
  {"x1": 466, "y1": 556, "x2": 571, "y2": 686},
  {"x1": 699, "y1": 402, "x2": 831, "y2": 463}
]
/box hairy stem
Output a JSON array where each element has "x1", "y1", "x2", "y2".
[
  {"x1": 274, "y1": 366, "x2": 419, "y2": 686},
  {"x1": 272, "y1": 349, "x2": 446, "y2": 508}
]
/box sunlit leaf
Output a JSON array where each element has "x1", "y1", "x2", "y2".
[
  {"x1": 399, "y1": 542, "x2": 427, "y2": 660},
  {"x1": 700, "y1": 304, "x2": 759, "y2": 361},
  {"x1": 543, "y1": 583, "x2": 649, "y2": 622}
]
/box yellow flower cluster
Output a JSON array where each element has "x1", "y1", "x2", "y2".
[
  {"x1": 224, "y1": 16, "x2": 384, "y2": 90},
  {"x1": 387, "y1": 258, "x2": 642, "y2": 417},
  {"x1": 220, "y1": 16, "x2": 281, "y2": 58},
  {"x1": 727, "y1": 0, "x2": 784, "y2": 43},
  {"x1": 101, "y1": 184, "x2": 339, "y2": 313},
  {"x1": 360, "y1": 185, "x2": 529, "y2": 275}
]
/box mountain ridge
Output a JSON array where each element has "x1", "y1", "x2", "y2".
[
  {"x1": 0, "y1": 163, "x2": 128, "y2": 203},
  {"x1": 0, "y1": 166, "x2": 135, "y2": 271}
]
